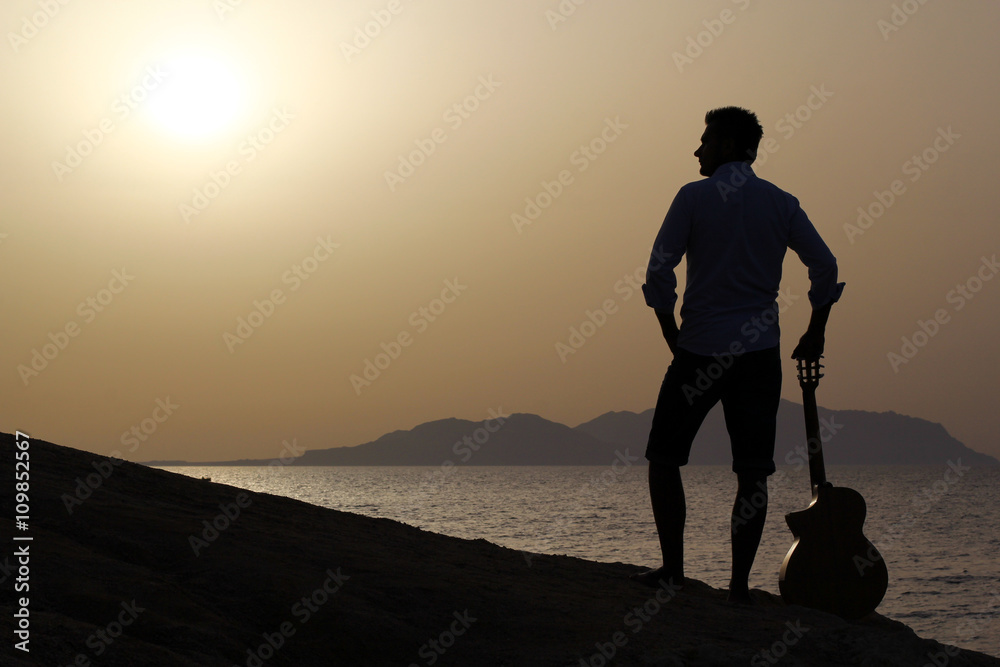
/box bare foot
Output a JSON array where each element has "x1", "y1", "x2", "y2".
[{"x1": 629, "y1": 567, "x2": 684, "y2": 589}]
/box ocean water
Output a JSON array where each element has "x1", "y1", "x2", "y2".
[{"x1": 158, "y1": 463, "x2": 1000, "y2": 658}]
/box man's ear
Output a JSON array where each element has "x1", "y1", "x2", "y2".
[{"x1": 721, "y1": 136, "x2": 737, "y2": 155}]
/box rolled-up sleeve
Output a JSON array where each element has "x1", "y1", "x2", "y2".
[
  {"x1": 787, "y1": 204, "x2": 846, "y2": 308},
  {"x1": 642, "y1": 187, "x2": 690, "y2": 311}
]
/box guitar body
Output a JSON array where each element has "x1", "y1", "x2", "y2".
[
  {"x1": 779, "y1": 358, "x2": 888, "y2": 619},
  {"x1": 779, "y1": 483, "x2": 888, "y2": 619}
]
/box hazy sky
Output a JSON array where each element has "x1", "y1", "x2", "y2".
[{"x1": 4, "y1": 0, "x2": 999, "y2": 463}]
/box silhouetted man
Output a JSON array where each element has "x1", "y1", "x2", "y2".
[{"x1": 634, "y1": 107, "x2": 844, "y2": 602}]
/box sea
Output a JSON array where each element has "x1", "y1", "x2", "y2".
[{"x1": 157, "y1": 463, "x2": 1000, "y2": 659}]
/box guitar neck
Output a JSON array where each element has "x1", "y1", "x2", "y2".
[{"x1": 802, "y1": 385, "x2": 827, "y2": 491}]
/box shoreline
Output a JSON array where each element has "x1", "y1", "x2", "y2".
[{"x1": 2, "y1": 432, "x2": 998, "y2": 666}]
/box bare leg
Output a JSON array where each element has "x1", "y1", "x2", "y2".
[
  {"x1": 633, "y1": 462, "x2": 685, "y2": 587},
  {"x1": 729, "y1": 471, "x2": 768, "y2": 602}
]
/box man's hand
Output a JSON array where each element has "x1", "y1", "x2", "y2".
[
  {"x1": 791, "y1": 330, "x2": 824, "y2": 360},
  {"x1": 654, "y1": 309, "x2": 679, "y2": 355},
  {"x1": 791, "y1": 301, "x2": 833, "y2": 360},
  {"x1": 663, "y1": 328, "x2": 679, "y2": 356}
]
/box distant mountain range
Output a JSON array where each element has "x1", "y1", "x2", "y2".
[{"x1": 144, "y1": 400, "x2": 998, "y2": 467}]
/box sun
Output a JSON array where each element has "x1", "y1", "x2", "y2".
[{"x1": 147, "y1": 51, "x2": 247, "y2": 140}]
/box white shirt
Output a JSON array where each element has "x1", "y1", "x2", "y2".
[{"x1": 643, "y1": 161, "x2": 845, "y2": 356}]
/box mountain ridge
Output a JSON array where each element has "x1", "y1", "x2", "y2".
[{"x1": 142, "y1": 401, "x2": 999, "y2": 467}]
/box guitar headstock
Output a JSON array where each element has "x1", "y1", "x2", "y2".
[{"x1": 796, "y1": 357, "x2": 824, "y2": 390}]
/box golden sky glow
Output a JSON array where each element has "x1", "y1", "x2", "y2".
[{"x1": 3, "y1": 0, "x2": 999, "y2": 462}]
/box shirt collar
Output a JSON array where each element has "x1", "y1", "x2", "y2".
[{"x1": 711, "y1": 161, "x2": 756, "y2": 179}]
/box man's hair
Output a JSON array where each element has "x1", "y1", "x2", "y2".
[{"x1": 704, "y1": 106, "x2": 763, "y2": 157}]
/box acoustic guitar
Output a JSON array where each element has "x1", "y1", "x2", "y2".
[{"x1": 778, "y1": 358, "x2": 888, "y2": 619}]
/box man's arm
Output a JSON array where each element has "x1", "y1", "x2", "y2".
[
  {"x1": 643, "y1": 188, "x2": 691, "y2": 355},
  {"x1": 786, "y1": 203, "x2": 844, "y2": 361},
  {"x1": 654, "y1": 308, "x2": 679, "y2": 355},
  {"x1": 791, "y1": 300, "x2": 832, "y2": 360}
]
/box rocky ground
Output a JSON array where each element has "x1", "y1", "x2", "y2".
[{"x1": 1, "y1": 432, "x2": 997, "y2": 666}]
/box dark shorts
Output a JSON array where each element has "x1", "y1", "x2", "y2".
[{"x1": 646, "y1": 345, "x2": 781, "y2": 475}]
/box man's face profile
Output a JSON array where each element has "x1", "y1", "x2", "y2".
[{"x1": 694, "y1": 123, "x2": 729, "y2": 177}]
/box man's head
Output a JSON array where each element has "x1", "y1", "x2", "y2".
[{"x1": 695, "y1": 106, "x2": 763, "y2": 177}]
